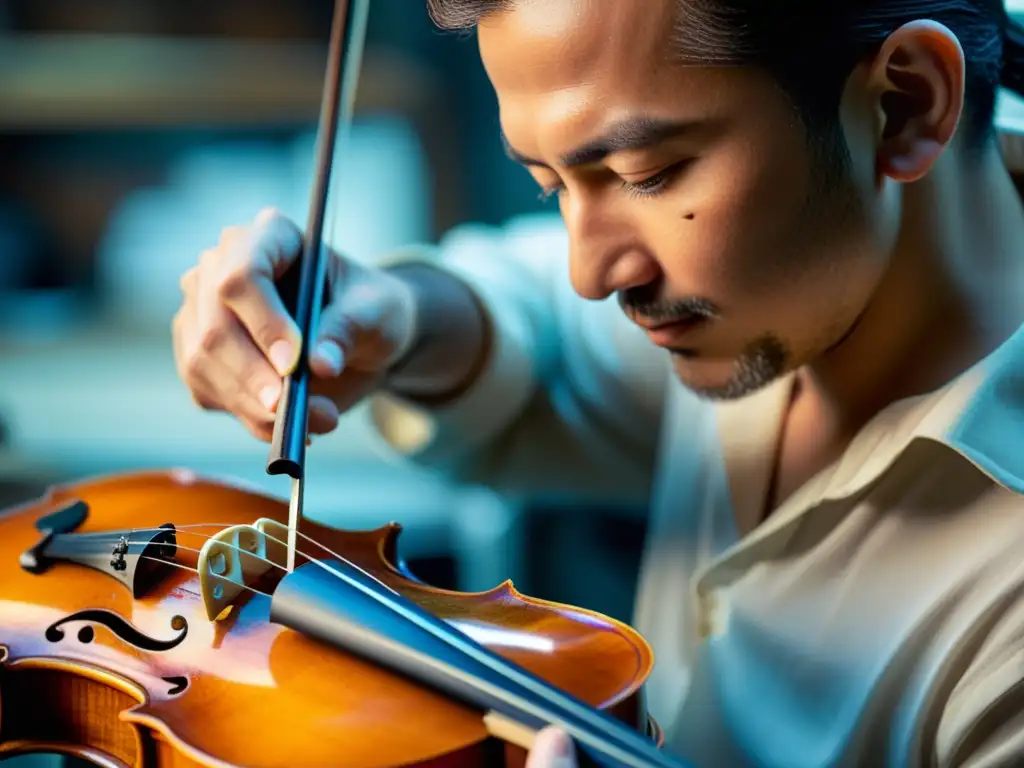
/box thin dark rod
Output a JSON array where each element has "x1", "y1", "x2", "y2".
[{"x1": 266, "y1": 0, "x2": 361, "y2": 479}]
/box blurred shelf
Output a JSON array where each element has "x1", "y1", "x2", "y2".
[
  {"x1": 0, "y1": 33, "x2": 440, "y2": 130},
  {"x1": 0, "y1": 321, "x2": 391, "y2": 467}
]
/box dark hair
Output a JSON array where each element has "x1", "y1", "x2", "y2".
[{"x1": 426, "y1": 0, "x2": 1024, "y2": 151}]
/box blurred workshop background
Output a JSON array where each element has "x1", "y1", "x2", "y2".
[
  {"x1": 4, "y1": 6, "x2": 1024, "y2": 764},
  {"x1": 0, "y1": 0, "x2": 651, "y2": 654}
]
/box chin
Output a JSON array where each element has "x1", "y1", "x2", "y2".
[
  {"x1": 669, "y1": 345, "x2": 786, "y2": 402},
  {"x1": 670, "y1": 355, "x2": 741, "y2": 399}
]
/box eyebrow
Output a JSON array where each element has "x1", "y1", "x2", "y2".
[{"x1": 502, "y1": 116, "x2": 699, "y2": 169}]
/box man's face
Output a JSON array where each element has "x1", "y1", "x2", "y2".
[{"x1": 478, "y1": 0, "x2": 894, "y2": 399}]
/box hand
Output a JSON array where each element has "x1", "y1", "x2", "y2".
[
  {"x1": 173, "y1": 207, "x2": 418, "y2": 442},
  {"x1": 526, "y1": 727, "x2": 578, "y2": 768}
]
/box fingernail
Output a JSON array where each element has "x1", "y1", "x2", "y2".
[
  {"x1": 314, "y1": 341, "x2": 344, "y2": 377},
  {"x1": 552, "y1": 731, "x2": 575, "y2": 759},
  {"x1": 259, "y1": 384, "x2": 280, "y2": 410},
  {"x1": 269, "y1": 340, "x2": 294, "y2": 376}
]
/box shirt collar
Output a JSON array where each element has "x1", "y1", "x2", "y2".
[
  {"x1": 714, "y1": 322, "x2": 1024, "y2": 540},
  {"x1": 800, "y1": 322, "x2": 1024, "y2": 505}
]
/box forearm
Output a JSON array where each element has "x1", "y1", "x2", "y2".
[
  {"x1": 382, "y1": 263, "x2": 493, "y2": 405},
  {"x1": 367, "y1": 215, "x2": 664, "y2": 502}
]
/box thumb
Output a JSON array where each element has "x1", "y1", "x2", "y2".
[
  {"x1": 526, "y1": 728, "x2": 577, "y2": 768},
  {"x1": 309, "y1": 299, "x2": 353, "y2": 379}
]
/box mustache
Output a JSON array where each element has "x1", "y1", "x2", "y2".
[{"x1": 618, "y1": 285, "x2": 720, "y2": 324}]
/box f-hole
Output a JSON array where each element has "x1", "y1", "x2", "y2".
[
  {"x1": 45, "y1": 610, "x2": 188, "y2": 652},
  {"x1": 163, "y1": 676, "x2": 189, "y2": 696}
]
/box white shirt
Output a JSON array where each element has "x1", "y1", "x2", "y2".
[{"x1": 366, "y1": 211, "x2": 1024, "y2": 768}]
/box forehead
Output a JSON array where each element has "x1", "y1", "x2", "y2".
[
  {"x1": 478, "y1": 0, "x2": 678, "y2": 81},
  {"x1": 477, "y1": 0, "x2": 755, "y2": 151}
]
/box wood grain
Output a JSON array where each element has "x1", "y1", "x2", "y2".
[{"x1": 0, "y1": 469, "x2": 655, "y2": 767}]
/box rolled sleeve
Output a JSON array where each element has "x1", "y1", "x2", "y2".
[
  {"x1": 368, "y1": 216, "x2": 558, "y2": 468},
  {"x1": 364, "y1": 213, "x2": 667, "y2": 504}
]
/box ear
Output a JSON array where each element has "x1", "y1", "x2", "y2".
[{"x1": 866, "y1": 20, "x2": 965, "y2": 183}]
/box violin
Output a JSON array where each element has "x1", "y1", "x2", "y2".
[{"x1": 0, "y1": 2, "x2": 690, "y2": 766}]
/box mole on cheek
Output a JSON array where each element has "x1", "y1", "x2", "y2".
[{"x1": 684, "y1": 213, "x2": 695, "y2": 220}]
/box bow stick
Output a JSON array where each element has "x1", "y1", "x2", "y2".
[{"x1": 266, "y1": 0, "x2": 370, "y2": 573}]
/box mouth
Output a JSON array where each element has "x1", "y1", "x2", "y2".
[{"x1": 637, "y1": 317, "x2": 707, "y2": 347}]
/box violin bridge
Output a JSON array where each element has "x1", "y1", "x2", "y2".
[{"x1": 197, "y1": 518, "x2": 288, "y2": 621}]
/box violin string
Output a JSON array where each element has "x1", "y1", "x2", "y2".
[
  {"x1": 259, "y1": 528, "x2": 401, "y2": 596},
  {"x1": 73, "y1": 525, "x2": 314, "y2": 570},
  {"x1": 73, "y1": 523, "x2": 241, "y2": 537},
  {"x1": 223, "y1": 529, "x2": 650, "y2": 759},
  {"x1": 86, "y1": 524, "x2": 393, "y2": 594},
  {"x1": 136, "y1": 554, "x2": 272, "y2": 599},
  {"x1": 89, "y1": 532, "x2": 654, "y2": 759},
  {"x1": 121, "y1": 539, "x2": 290, "y2": 574}
]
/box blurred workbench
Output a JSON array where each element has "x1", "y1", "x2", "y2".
[{"x1": 0, "y1": 319, "x2": 525, "y2": 596}]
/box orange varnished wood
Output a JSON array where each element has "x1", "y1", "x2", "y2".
[{"x1": 0, "y1": 469, "x2": 655, "y2": 767}]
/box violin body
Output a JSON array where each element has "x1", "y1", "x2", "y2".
[{"x1": 0, "y1": 469, "x2": 659, "y2": 767}]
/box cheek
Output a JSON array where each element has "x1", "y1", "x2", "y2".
[
  {"x1": 648, "y1": 136, "x2": 887, "y2": 336},
  {"x1": 651, "y1": 142, "x2": 824, "y2": 297}
]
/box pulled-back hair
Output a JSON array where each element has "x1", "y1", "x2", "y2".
[{"x1": 426, "y1": 0, "x2": 1024, "y2": 151}]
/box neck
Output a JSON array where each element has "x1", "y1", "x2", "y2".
[{"x1": 804, "y1": 138, "x2": 1024, "y2": 430}]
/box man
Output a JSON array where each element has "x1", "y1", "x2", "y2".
[{"x1": 173, "y1": 0, "x2": 1024, "y2": 765}]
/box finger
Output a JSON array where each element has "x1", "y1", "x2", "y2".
[
  {"x1": 242, "y1": 396, "x2": 338, "y2": 442},
  {"x1": 312, "y1": 368, "x2": 380, "y2": 416},
  {"x1": 238, "y1": 417, "x2": 274, "y2": 443},
  {"x1": 312, "y1": 252, "x2": 370, "y2": 372},
  {"x1": 181, "y1": 360, "x2": 224, "y2": 413},
  {"x1": 195, "y1": 260, "x2": 285, "y2": 411},
  {"x1": 173, "y1": 272, "x2": 198, "y2": 382},
  {"x1": 217, "y1": 210, "x2": 304, "y2": 375},
  {"x1": 179, "y1": 266, "x2": 198, "y2": 298},
  {"x1": 307, "y1": 395, "x2": 341, "y2": 435},
  {"x1": 179, "y1": 343, "x2": 226, "y2": 413},
  {"x1": 526, "y1": 728, "x2": 577, "y2": 768},
  {"x1": 310, "y1": 280, "x2": 391, "y2": 377},
  {"x1": 173, "y1": 296, "x2": 224, "y2": 412},
  {"x1": 218, "y1": 224, "x2": 246, "y2": 250},
  {"x1": 195, "y1": 343, "x2": 278, "y2": 430},
  {"x1": 184, "y1": 274, "x2": 279, "y2": 425},
  {"x1": 236, "y1": 398, "x2": 340, "y2": 443},
  {"x1": 172, "y1": 306, "x2": 193, "y2": 391},
  {"x1": 209, "y1": 316, "x2": 284, "y2": 412},
  {"x1": 235, "y1": 391, "x2": 277, "y2": 443},
  {"x1": 309, "y1": 302, "x2": 354, "y2": 378}
]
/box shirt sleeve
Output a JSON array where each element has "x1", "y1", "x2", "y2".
[{"x1": 363, "y1": 212, "x2": 669, "y2": 505}]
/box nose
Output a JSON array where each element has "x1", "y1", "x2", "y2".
[{"x1": 564, "y1": 196, "x2": 661, "y2": 301}]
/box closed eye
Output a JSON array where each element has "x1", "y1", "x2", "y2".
[
  {"x1": 621, "y1": 161, "x2": 689, "y2": 199},
  {"x1": 535, "y1": 159, "x2": 690, "y2": 204}
]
